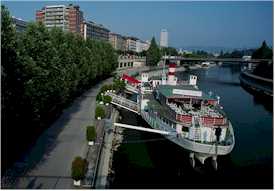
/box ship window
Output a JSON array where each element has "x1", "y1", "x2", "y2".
[{"x1": 182, "y1": 126, "x2": 188, "y2": 132}]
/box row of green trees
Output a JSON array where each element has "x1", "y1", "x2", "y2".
[
  {"x1": 180, "y1": 50, "x2": 215, "y2": 58},
  {"x1": 2, "y1": 6, "x2": 118, "y2": 171},
  {"x1": 252, "y1": 41, "x2": 273, "y2": 79},
  {"x1": 252, "y1": 41, "x2": 273, "y2": 59}
]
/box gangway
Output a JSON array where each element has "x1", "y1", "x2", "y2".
[
  {"x1": 114, "y1": 123, "x2": 174, "y2": 135},
  {"x1": 125, "y1": 84, "x2": 139, "y2": 94},
  {"x1": 105, "y1": 92, "x2": 140, "y2": 114}
]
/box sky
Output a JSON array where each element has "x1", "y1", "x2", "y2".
[{"x1": 2, "y1": 1, "x2": 273, "y2": 50}]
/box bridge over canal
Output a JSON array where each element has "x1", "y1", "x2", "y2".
[{"x1": 163, "y1": 56, "x2": 272, "y2": 65}]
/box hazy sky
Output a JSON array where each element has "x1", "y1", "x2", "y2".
[{"x1": 2, "y1": 1, "x2": 273, "y2": 49}]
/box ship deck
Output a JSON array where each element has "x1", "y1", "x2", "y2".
[{"x1": 147, "y1": 99, "x2": 191, "y2": 126}]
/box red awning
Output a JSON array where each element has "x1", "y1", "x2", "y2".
[
  {"x1": 169, "y1": 63, "x2": 177, "y2": 68},
  {"x1": 121, "y1": 74, "x2": 141, "y2": 84}
]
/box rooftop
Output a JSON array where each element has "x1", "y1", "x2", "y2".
[
  {"x1": 157, "y1": 85, "x2": 216, "y2": 100},
  {"x1": 85, "y1": 20, "x2": 110, "y2": 31}
]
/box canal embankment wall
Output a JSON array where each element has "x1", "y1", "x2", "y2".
[
  {"x1": 94, "y1": 107, "x2": 120, "y2": 189},
  {"x1": 240, "y1": 70, "x2": 273, "y2": 96}
]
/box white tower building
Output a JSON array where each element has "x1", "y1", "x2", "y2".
[{"x1": 160, "y1": 29, "x2": 168, "y2": 47}]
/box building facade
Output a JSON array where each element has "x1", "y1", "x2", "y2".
[
  {"x1": 160, "y1": 29, "x2": 168, "y2": 47},
  {"x1": 12, "y1": 16, "x2": 27, "y2": 32},
  {"x1": 36, "y1": 4, "x2": 83, "y2": 35},
  {"x1": 83, "y1": 21, "x2": 110, "y2": 41},
  {"x1": 118, "y1": 55, "x2": 146, "y2": 69},
  {"x1": 126, "y1": 37, "x2": 138, "y2": 52},
  {"x1": 109, "y1": 33, "x2": 127, "y2": 51},
  {"x1": 136, "y1": 40, "x2": 150, "y2": 52}
]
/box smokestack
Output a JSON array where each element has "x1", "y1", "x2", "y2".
[{"x1": 167, "y1": 63, "x2": 176, "y2": 85}]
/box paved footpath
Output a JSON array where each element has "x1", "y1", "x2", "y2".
[{"x1": 3, "y1": 78, "x2": 113, "y2": 189}]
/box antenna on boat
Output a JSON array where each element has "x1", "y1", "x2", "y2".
[
  {"x1": 216, "y1": 96, "x2": 220, "y2": 105},
  {"x1": 161, "y1": 52, "x2": 167, "y2": 84},
  {"x1": 163, "y1": 52, "x2": 166, "y2": 73}
]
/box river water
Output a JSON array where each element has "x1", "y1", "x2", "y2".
[{"x1": 110, "y1": 65, "x2": 273, "y2": 189}]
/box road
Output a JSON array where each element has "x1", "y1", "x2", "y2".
[{"x1": 3, "y1": 77, "x2": 113, "y2": 189}]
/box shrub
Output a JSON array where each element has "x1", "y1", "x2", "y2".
[
  {"x1": 95, "y1": 106, "x2": 105, "y2": 119},
  {"x1": 100, "y1": 84, "x2": 113, "y2": 93},
  {"x1": 86, "y1": 125, "x2": 96, "y2": 142},
  {"x1": 103, "y1": 95, "x2": 112, "y2": 104},
  {"x1": 71, "y1": 156, "x2": 88, "y2": 181},
  {"x1": 96, "y1": 93, "x2": 103, "y2": 102},
  {"x1": 113, "y1": 79, "x2": 126, "y2": 91}
]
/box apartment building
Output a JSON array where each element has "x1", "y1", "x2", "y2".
[
  {"x1": 83, "y1": 21, "x2": 110, "y2": 41},
  {"x1": 126, "y1": 37, "x2": 138, "y2": 52},
  {"x1": 136, "y1": 40, "x2": 150, "y2": 52},
  {"x1": 109, "y1": 33, "x2": 127, "y2": 51},
  {"x1": 12, "y1": 16, "x2": 27, "y2": 32},
  {"x1": 36, "y1": 4, "x2": 83, "y2": 35}
]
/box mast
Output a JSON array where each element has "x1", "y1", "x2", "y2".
[{"x1": 162, "y1": 52, "x2": 167, "y2": 84}]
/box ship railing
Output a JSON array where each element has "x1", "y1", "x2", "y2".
[
  {"x1": 125, "y1": 84, "x2": 139, "y2": 93},
  {"x1": 177, "y1": 80, "x2": 189, "y2": 85},
  {"x1": 141, "y1": 111, "x2": 176, "y2": 135},
  {"x1": 142, "y1": 111, "x2": 234, "y2": 147},
  {"x1": 106, "y1": 92, "x2": 140, "y2": 112}
]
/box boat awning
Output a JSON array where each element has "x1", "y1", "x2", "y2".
[{"x1": 122, "y1": 74, "x2": 141, "y2": 84}]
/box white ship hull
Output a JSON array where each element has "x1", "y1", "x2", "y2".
[{"x1": 141, "y1": 111, "x2": 235, "y2": 158}]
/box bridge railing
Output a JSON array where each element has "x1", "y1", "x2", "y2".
[{"x1": 105, "y1": 92, "x2": 140, "y2": 112}]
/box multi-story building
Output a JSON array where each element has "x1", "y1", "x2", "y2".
[
  {"x1": 160, "y1": 29, "x2": 168, "y2": 47},
  {"x1": 109, "y1": 32, "x2": 127, "y2": 51},
  {"x1": 83, "y1": 21, "x2": 110, "y2": 41},
  {"x1": 136, "y1": 40, "x2": 150, "y2": 52},
  {"x1": 67, "y1": 5, "x2": 83, "y2": 34},
  {"x1": 36, "y1": 4, "x2": 83, "y2": 35},
  {"x1": 36, "y1": 8, "x2": 45, "y2": 23},
  {"x1": 12, "y1": 16, "x2": 27, "y2": 32},
  {"x1": 126, "y1": 37, "x2": 138, "y2": 52}
]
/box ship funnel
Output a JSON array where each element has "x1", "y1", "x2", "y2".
[
  {"x1": 167, "y1": 63, "x2": 177, "y2": 85},
  {"x1": 141, "y1": 73, "x2": 149, "y2": 83},
  {"x1": 189, "y1": 75, "x2": 197, "y2": 85}
]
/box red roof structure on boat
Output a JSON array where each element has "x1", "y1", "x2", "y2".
[
  {"x1": 169, "y1": 63, "x2": 177, "y2": 68},
  {"x1": 121, "y1": 74, "x2": 141, "y2": 84}
]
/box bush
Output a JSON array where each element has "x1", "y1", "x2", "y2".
[
  {"x1": 95, "y1": 106, "x2": 105, "y2": 119},
  {"x1": 71, "y1": 156, "x2": 88, "y2": 181},
  {"x1": 96, "y1": 93, "x2": 103, "y2": 102},
  {"x1": 113, "y1": 79, "x2": 126, "y2": 91},
  {"x1": 86, "y1": 125, "x2": 96, "y2": 142},
  {"x1": 100, "y1": 84, "x2": 114, "y2": 93},
  {"x1": 103, "y1": 95, "x2": 112, "y2": 104}
]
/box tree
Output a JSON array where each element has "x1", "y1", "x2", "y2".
[
  {"x1": 146, "y1": 37, "x2": 161, "y2": 66},
  {"x1": 86, "y1": 125, "x2": 96, "y2": 142},
  {"x1": 252, "y1": 41, "x2": 273, "y2": 59},
  {"x1": 2, "y1": 6, "x2": 119, "y2": 172},
  {"x1": 161, "y1": 47, "x2": 178, "y2": 56},
  {"x1": 219, "y1": 50, "x2": 224, "y2": 58},
  {"x1": 71, "y1": 156, "x2": 88, "y2": 181},
  {"x1": 1, "y1": 5, "x2": 28, "y2": 172}
]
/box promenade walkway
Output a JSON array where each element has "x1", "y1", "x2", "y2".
[{"x1": 2, "y1": 78, "x2": 113, "y2": 189}]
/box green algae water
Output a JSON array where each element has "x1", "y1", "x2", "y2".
[{"x1": 110, "y1": 65, "x2": 273, "y2": 189}]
